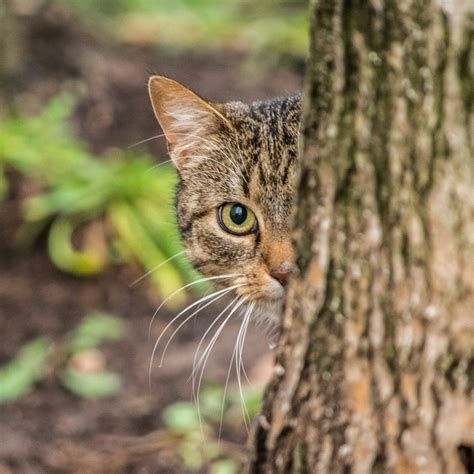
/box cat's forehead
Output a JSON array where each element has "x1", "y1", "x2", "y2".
[
  {"x1": 177, "y1": 93, "x2": 301, "y2": 232},
  {"x1": 228, "y1": 96, "x2": 300, "y2": 230}
]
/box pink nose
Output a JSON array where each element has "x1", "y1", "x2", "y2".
[{"x1": 270, "y1": 270, "x2": 289, "y2": 287}]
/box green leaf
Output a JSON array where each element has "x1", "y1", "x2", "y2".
[
  {"x1": 47, "y1": 217, "x2": 106, "y2": 276},
  {"x1": 240, "y1": 386, "x2": 263, "y2": 419},
  {"x1": 200, "y1": 383, "x2": 226, "y2": 421},
  {"x1": 0, "y1": 167, "x2": 7, "y2": 201},
  {"x1": 162, "y1": 401, "x2": 201, "y2": 433},
  {"x1": 108, "y1": 202, "x2": 186, "y2": 304},
  {"x1": 0, "y1": 338, "x2": 51, "y2": 403},
  {"x1": 229, "y1": 385, "x2": 263, "y2": 420},
  {"x1": 179, "y1": 437, "x2": 204, "y2": 470},
  {"x1": 60, "y1": 368, "x2": 121, "y2": 398},
  {"x1": 210, "y1": 460, "x2": 239, "y2": 474},
  {"x1": 0, "y1": 94, "x2": 193, "y2": 298},
  {"x1": 68, "y1": 312, "x2": 126, "y2": 353}
]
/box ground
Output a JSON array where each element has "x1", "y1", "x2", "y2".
[{"x1": 0, "y1": 6, "x2": 302, "y2": 473}]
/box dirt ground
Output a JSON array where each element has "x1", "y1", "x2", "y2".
[{"x1": 0, "y1": 5, "x2": 303, "y2": 473}]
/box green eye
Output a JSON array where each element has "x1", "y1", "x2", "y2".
[{"x1": 218, "y1": 203, "x2": 257, "y2": 235}]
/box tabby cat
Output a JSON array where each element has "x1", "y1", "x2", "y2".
[{"x1": 149, "y1": 76, "x2": 301, "y2": 323}]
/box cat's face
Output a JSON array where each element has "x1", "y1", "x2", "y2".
[{"x1": 149, "y1": 76, "x2": 301, "y2": 322}]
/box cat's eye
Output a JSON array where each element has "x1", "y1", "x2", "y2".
[{"x1": 218, "y1": 203, "x2": 257, "y2": 236}]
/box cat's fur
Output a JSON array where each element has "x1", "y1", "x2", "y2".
[{"x1": 149, "y1": 76, "x2": 301, "y2": 321}]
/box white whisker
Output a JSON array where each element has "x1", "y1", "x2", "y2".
[
  {"x1": 128, "y1": 133, "x2": 167, "y2": 148},
  {"x1": 194, "y1": 297, "x2": 248, "y2": 433},
  {"x1": 235, "y1": 302, "x2": 255, "y2": 430},
  {"x1": 217, "y1": 300, "x2": 254, "y2": 439},
  {"x1": 238, "y1": 302, "x2": 254, "y2": 386},
  {"x1": 148, "y1": 272, "x2": 243, "y2": 339},
  {"x1": 159, "y1": 284, "x2": 246, "y2": 367},
  {"x1": 130, "y1": 251, "x2": 185, "y2": 287},
  {"x1": 148, "y1": 283, "x2": 243, "y2": 389},
  {"x1": 145, "y1": 159, "x2": 173, "y2": 173},
  {"x1": 190, "y1": 295, "x2": 242, "y2": 385}
]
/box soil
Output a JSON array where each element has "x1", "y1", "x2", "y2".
[{"x1": 0, "y1": 4, "x2": 303, "y2": 473}]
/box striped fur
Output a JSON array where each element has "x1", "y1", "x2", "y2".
[{"x1": 149, "y1": 76, "x2": 301, "y2": 321}]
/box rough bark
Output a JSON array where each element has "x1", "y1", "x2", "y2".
[{"x1": 249, "y1": 1, "x2": 473, "y2": 472}]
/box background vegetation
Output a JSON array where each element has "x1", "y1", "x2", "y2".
[{"x1": 0, "y1": 0, "x2": 306, "y2": 472}]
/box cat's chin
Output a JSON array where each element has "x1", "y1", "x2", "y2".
[{"x1": 251, "y1": 297, "x2": 284, "y2": 327}]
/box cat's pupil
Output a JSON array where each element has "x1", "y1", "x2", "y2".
[{"x1": 230, "y1": 204, "x2": 247, "y2": 225}]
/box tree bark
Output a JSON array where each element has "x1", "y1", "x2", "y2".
[{"x1": 249, "y1": 1, "x2": 473, "y2": 472}]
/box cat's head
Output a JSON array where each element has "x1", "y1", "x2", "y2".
[{"x1": 149, "y1": 76, "x2": 301, "y2": 322}]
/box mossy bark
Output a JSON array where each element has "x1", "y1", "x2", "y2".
[{"x1": 249, "y1": 1, "x2": 473, "y2": 472}]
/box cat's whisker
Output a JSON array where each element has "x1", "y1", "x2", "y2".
[
  {"x1": 192, "y1": 296, "x2": 246, "y2": 387},
  {"x1": 128, "y1": 133, "x2": 168, "y2": 148},
  {"x1": 130, "y1": 250, "x2": 185, "y2": 287},
  {"x1": 148, "y1": 272, "x2": 244, "y2": 339},
  {"x1": 190, "y1": 294, "x2": 241, "y2": 433},
  {"x1": 159, "y1": 284, "x2": 247, "y2": 367},
  {"x1": 217, "y1": 299, "x2": 255, "y2": 440},
  {"x1": 129, "y1": 131, "x2": 224, "y2": 154},
  {"x1": 234, "y1": 301, "x2": 255, "y2": 431},
  {"x1": 148, "y1": 284, "x2": 243, "y2": 387},
  {"x1": 190, "y1": 294, "x2": 243, "y2": 384},
  {"x1": 194, "y1": 297, "x2": 248, "y2": 433},
  {"x1": 218, "y1": 345, "x2": 236, "y2": 442},
  {"x1": 145, "y1": 159, "x2": 173, "y2": 173},
  {"x1": 191, "y1": 294, "x2": 246, "y2": 389},
  {"x1": 238, "y1": 302, "x2": 254, "y2": 387}
]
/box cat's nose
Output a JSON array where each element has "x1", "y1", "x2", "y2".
[{"x1": 270, "y1": 270, "x2": 289, "y2": 287}]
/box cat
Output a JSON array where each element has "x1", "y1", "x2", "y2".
[{"x1": 148, "y1": 76, "x2": 301, "y2": 324}]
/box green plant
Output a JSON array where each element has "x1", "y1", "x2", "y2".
[
  {"x1": 66, "y1": 0, "x2": 308, "y2": 64},
  {"x1": 161, "y1": 381, "x2": 263, "y2": 471},
  {"x1": 0, "y1": 338, "x2": 51, "y2": 403},
  {"x1": 0, "y1": 312, "x2": 127, "y2": 402},
  {"x1": 0, "y1": 95, "x2": 200, "y2": 302}
]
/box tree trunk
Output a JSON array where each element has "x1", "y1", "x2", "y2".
[{"x1": 249, "y1": 1, "x2": 473, "y2": 472}]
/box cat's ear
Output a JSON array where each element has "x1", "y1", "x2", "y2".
[{"x1": 148, "y1": 76, "x2": 233, "y2": 169}]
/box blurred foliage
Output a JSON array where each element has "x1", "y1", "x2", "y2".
[
  {"x1": 60, "y1": 368, "x2": 122, "y2": 399},
  {"x1": 67, "y1": 0, "x2": 308, "y2": 65},
  {"x1": 0, "y1": 312, "x2": 126, "y2": 402},
  {"x1": 0, "y1": 337, "x2": 51, "y2": 403},
  {"x1": 68, "y1": 311, "x2": 126, "y2": 353},
  {"x1": 161, "y1": 381, "x2": 263, "y2": 472},
  {"x1": 0, "y1": 94, "x2": 201, "y2": 302}
]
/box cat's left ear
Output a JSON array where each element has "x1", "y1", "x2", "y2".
[{"x1": 148, "y1": 76, "x2": 233, "y2": 169}]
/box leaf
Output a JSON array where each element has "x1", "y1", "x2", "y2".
[
  {"x1": 0, "y1": 338, "x2": 51, "y2": 403},
  {"x1": 210, "y1": 460, "x2": 239, "y2": 474},
  {"x1": 0, "y1": 94, "x2": 192, "y2": 298},
  {"x1": 162, "y1": 401, "x2": 201, "y2": 433},
  {"x1": 60, "y1": 368, "x2": 121, "y2": 398},
  {"x1": 47, "y1": 217, "x2": 106, "y2": 276},
  {"x1": 68, "y1": 312, "x2": 126, "y2": 354},
  {"x1": 237, "y1": 385, "x2": 263, "y2": 419},
  {"x1": 227, "y1": 385, "x2": 263, "y2": 421},
  {"x1": 200, "y1": 383, "x2": 226, "y2": 422},
  {"x1": 0, "y1": 166, "x2": 7, "y2": 201},
  {"x1": 178, "y1": 437, "x2": 205, "y2": 470},
  {"x1": 108, "y1": 203, "x2": 186, "y2": 304}
]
